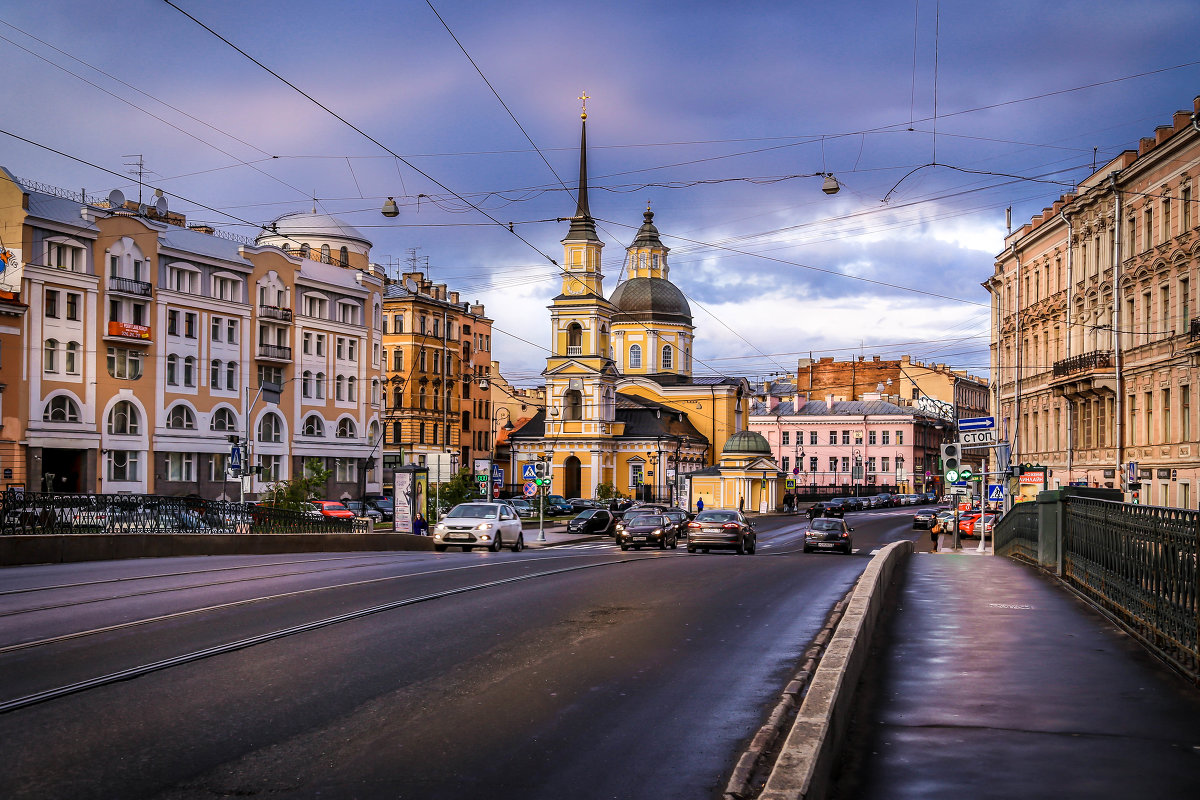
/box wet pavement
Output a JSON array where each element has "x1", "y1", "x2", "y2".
[{"x1": 832, "y1": 552, "x2": 1200, "y2": 799}]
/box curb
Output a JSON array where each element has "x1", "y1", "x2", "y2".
[{"x1": 744, "y1": 539, "x2": 913, "y2": 800}]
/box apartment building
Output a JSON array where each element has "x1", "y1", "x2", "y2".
[
  {"x1": 794, "y1": 354, "x2": 989, "y2": 419},
  {"x1": 986, "y1": 95, "x2": 1200, "y2": 507},
  {"x1": 0, "y1": 169, "x2": 384, "y2": 499},
  {"x1": 380, "y1": 272, "x2": 494, "y2": 479}
]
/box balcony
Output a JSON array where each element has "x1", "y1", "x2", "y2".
[
  {"x1": 1050, "y1": 349, "x2": 1116, "y2": 399},
  {"x1": 566, "y1": 346, "x2": 583, "y2": 356},
  {"x1": 256, "y1": 344, "x2": 293, "y2": 361},
  {"x1": 106, "y1": 320, "x2": 152, "y2": 344},
  {"x1": 107, "y1": 275, "x2": 153, "y2": 297},
  {"x1": 259, "y1": 305, "x2": 293, "y2": 323}
]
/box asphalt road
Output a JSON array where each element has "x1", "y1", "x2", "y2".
[{"x1": 0, "y1": 506, "x2": 927, "y2": 799}]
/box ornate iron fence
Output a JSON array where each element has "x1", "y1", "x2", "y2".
[
  {"x1": 0, "y1": 492, "x2": 365, "y2": 535},
  {"x1": 994, "y1": 501, "x2": 1038, "y2": 561},
  {"x1": 1063, "y1": 497, "x2": 1198, "y2": 678}
]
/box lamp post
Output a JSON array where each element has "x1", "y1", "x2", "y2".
[{"x1": 491, "y1": 406, "x2": 514, "y2": 498}]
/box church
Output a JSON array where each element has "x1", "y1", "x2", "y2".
[{"x1": 509, "y1": 110, "x2": 779, "y2": 509}]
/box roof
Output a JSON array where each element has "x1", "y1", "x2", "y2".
[
  {"x1": 610, "y1": 276, "x2": 692, "y2": 322},
  {"x1": 750, "y1": 398, "x2": 939, "y2": 419},
  {"x1": 721, "y1": 430, "x2": 773, "y2": 455},
  {"x1": 261, "y1": 210, "x2": 371, "y2": 247}
]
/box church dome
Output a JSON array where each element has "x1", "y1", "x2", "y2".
[
  {"x1": 610, "y1": 277, "x2": 692, "y2": 323},
  {"x1": 721, "y1": 430, "x2": 773, "y2": 456},
  {"x1": 257, "y1": 210, "x2": 372, "y2": 249}
]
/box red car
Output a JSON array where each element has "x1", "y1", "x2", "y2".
[
  {"x1": 310, "y1": 500, "x2": 355, "y2": 519},
  {"x1": 959, "y1": 512, "x2": 994, "y2": 538}
]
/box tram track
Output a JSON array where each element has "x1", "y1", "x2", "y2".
[{"x1": 0, "y1": 552, "x2": 662, "y2": 715}]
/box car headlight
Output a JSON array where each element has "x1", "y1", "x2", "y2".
[
  {"x1": 474, "y1": 523, "x2": 494, "y2": 531},
  {"x1": 652, "y1": 528, "x2": 662, "y2": 536}
]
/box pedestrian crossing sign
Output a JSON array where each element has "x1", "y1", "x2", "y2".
[
  {"x1": 522, "y1": 463, "x2": 538, "y2": 481},
  {"x1": 988, "y1": 484, "x2": 1004, "y2": 502}
]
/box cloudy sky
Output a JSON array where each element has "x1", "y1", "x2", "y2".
[{"x1": 4, "y1": 0, "x2": 1200, "y2": 386}]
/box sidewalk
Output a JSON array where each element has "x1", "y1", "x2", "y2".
[{"x1": 834, "y1": 552, "x2": 1200, "y2": 799}]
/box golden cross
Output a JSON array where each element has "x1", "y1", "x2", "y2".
[{"x1": 579, "y1": 91, "x2": 589, "y2": 118}]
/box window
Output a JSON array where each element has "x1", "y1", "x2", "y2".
[
  {"x1": 259, "y1": 454, "x2": 281, "y2": 482},
  {"x1": 45, "y1": 290, "x2": 59, "y2": 318},
  {"x1": 563, "y1": 389, "x2": 583, "y2": 420},
  {"x1": 348, "y1": 340, "x2": 357, "y2": 362},
  {"x1": 340, "y1": 246, "x2": 349, "y2": 267},
  {"x1": 227, "y1": 319, "x2": 238, "y2": 344},
  {"x1": 781, "y1": 431, "x2": 790, "y2": 446},
  {"x1": 303, "y1": 415, "x2": 325, "y2": 436},
  {"x1": 106, "y1": 450, "x2": 140, "y2": 482},
  {"x1": 108, "y1": 400, "x2": 140, "y2": 434},
  {"x1": 841, "y1": 430, "x2": 850, "y2": 445},
  {"x1": 258, "y1": 413, "x2": 283, "y2": 443},
  {"x1": 810, "y1": 431, "x2": 817, "y2": 446},
  {"x1": 347, "y1": 376, "x2": 357, "y2": 402},
  {"x1": 168, "y1": 310, "x2": 180, "y2": 336},
  {"x1": 1184, "y1": 385, "x2": 1192, "y2": 440},
  {"x1": 66, "y1": 293, "x2": 79, "y2": 320},
  {"x1": 337, "y1": 418, "x2": 356, "y2": 438},
  {"x1": 43, "y1": 395, "x2": 80, "y2": 422},
  {"x1": 315, "y1": 372, "x2": 326, "y2": 399},
  {"x1": 882, "y1": 456, "x2": 890, "y2": 473},
  {"x1": 47, "y1": 241, "x2": 83, "y2": 271},
  {"x1": 896, "y1": 430, "x2": 904, "y2": 446},
  {"x1": 315, "y1": 334, "x2": 325, "y2": 356},
  {"x1": 167, "y1": 452, "x2": 196, "y2": 482},
  {"x1": 225, "y1": 361, "x2": 237, "y2": 391},
  {"x1": 107, "y1": 347, "x2": 143, "y2": 380},
  {"x1": 335, "y1": 374, "x2": 346, "y2": 401},
  {"x1": 169, "y1": 267, "x2": 198, "y2": 293},
  {"x1": 841, "y1": 457, "x2": 850, "y2": 472},
  {"x1": 828, "y1": 430, "x2": 837, "y2": 446},
  {"x1": 867, "y1": 457, "x2": 877, "y2": 473},
  {"x1": 166, "y1": 405, "x2": 196, "y2": 430},
  {"x1": 43, "y1": 339, "x2": 57, "y2": 373},
  {"x1": 660, "y1": 343, "x2": 673, "y2": 369},
  {"x1": 882, "y1": 431, "x2": 891, "y2": 445},
  {"x1": 211, "y1": 359, "x2": 221, "y2": 388},
  {"x1": 629, "y1": 344, "x2": 642, "y2": 369},
  {"x1": 394, "y1": 313, "x2": 404, "y2": 333},
  {"x1": 212, "y1": 317, "x2": 223, "y2": 342},
  {"x1": 854, "y1": 430, "x2": 863, "y2": 445},
  {"x1": 335, "y1": 459, "x2": 357, "y2": 482},
  {"x1": 392, "y1": 349, "x2": 403, "y2": 371},
  {"x1": 869, "y1": 430, "x2": 877, "y2": 445},
  {"x1": 336, "y1": 336, "x2": 345, "y2": 360},
  {"x1": 828, "y1": 457, "x2": 838, "y2": 473},
  {"x1": 213, "y1": 276, "x2": 240, "y2": 302},
  {"x1": 166, "y1": 355, "x2": 178, "y2": 386},
  {"x1": 302, "y1": 370, "x2": 313, "y2": 398},
  {"x1": 211, "y1": 407, "x2": 237, "y2": 432},
  {"x1": 211, "y1": 453, "x2": 228, "y2": 481},
  {"x1": 63, "y1": 342, "x2": 79, "y2": 374},
  {"x1": 809, "y1": 456, "x2": 818, "y2": 473}
]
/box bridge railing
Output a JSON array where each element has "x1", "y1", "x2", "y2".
[{"x1": 0, "y1": 492, "x2": 366, "y2": 535}]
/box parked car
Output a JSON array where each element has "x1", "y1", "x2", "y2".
[
  {"x1": 685, "y1": 509, "x2": 756, "y2": 554},
  {"x1": 931, "y1": 510, "x2": 956, "y2": 534},
  {"x1": 567, "y1": 508, "x2": 615, "y2": 536},
  {"x1": 432, "y1": 502, "x2": 524, "y2": 552},
  {"x1": 960, "y1": 512, "x2": 994, "y2": 539},
  {"x1": 804, "y1": 517, "x2": 854, "y2": 554},
  {"x1": 544, "y1": 495, "x2": 574, "y2": 515},
  {"x1": 508, "y1": 498, "x2": 537, "y2": 518},
  {"x1": 363, "y1": 494, "x2": 395, "y2": 521},
  {"x1": 569, "y1": 498, "x2": 601, "y2": 512},
  {"x1": 912, "y1": 508, "x2": 937, "y2": 529},
  {"x1": 617, "y1": 513, "x2": 680, "y2": 550},
  {"x1": 871, "y1": 493, "x2": 894, "y2": 508},
  {"x1": 923, "y1": 492, "x2": 938, "y2": 504},
  {"x1": 343, "y1": 500, "x2": 383, "y2": 523},
  {"x1": 310, "y1": 500, "x2": 355, "y2": 519}
]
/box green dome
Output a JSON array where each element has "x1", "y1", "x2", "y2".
[{"x1": 722, "y1": 430, "x2": 773, "y2": 455}]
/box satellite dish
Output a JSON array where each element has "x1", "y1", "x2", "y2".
[
  {"x1": 404, "y1": 277, "x2": 418, "y2": 293},
  {"x1": 137, "y1": 203, "x2": 148, "y2": 216},
  {"x1": 154, "y1": 196, "x2": 168, "y2": 216},
  {"x1": 107, "y1": 189, "x2": 125, "y2": 209}
]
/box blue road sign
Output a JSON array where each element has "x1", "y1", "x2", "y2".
[
  {"x1": 522, "y1": 463, "x2": 538, "y2": 481},
  {"x1": 229, "y1": 445, "x2": 242, "y2": 471},
  {"x1": 523, "y1": 481, "x2": 537, "y2": 497},
  {"x1": 492, "y1": 464, "x2": 503, "y2": 480},
  {"x1": 988, "y1": 484, "x2": 1004, "y2": 502},
  {"x1": 959, "y1": 416, "x2": 995, "y2": 431}
]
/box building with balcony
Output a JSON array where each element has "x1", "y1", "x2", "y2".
[
  {"x1": 986, "y1": 95, "x2": 1200, "y2": 507},
  {"x1": 0, "y1": 169, "x2": 384, "y2": 499}
]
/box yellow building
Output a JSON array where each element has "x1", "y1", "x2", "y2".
[{"x1": 508, "y1": 114, "x2": 754, "y2": 506}]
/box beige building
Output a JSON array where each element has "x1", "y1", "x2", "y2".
[
  {"x1": 986, "y1": 95, "x2": 1200, "y2": 507},
  {"x1": 0, "y1": 170, "x2": 385, "y2": 499}
]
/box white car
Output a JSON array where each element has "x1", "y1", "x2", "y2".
[{"x1": 433, "y1": 502, "x2": 525, "y2": 552}]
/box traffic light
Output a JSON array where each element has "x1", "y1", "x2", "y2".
[
  {"x1": 941, "y1": 442, "x2": 962, "y2": 482},
  {"x1": 533, "y1": 461, "x2": 549, "y2": 487}
]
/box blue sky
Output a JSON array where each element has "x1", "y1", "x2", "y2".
[{"x1": 4, "y1": 0, "x2": 1200, "y2": 386}]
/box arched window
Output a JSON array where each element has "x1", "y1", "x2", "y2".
[
  {"x1": 419, "y1": 387, "x2": 427, "y2": 410},
  {"x1": 315, "y1": 372, "x2": 326, "y2": 399},
  {"x1": 225, "y1": 361, "x2": 237, "y2": 390},
  {"x1": 337, "y1": 418, "x2": 356, "y2": 438},
  {"x1": 661, "y1": 344, "x2": 673, "y2": 369},
  {"x1": 43, "y1": 395, "x2": 80, "y2": 423},
  {"x1": 369, "y1": 421, "x2": 379, "y2": 445},
  {"x1": 629, "y1": 344, "x2": 642, "y2": 369},
  {"x1": 108, "y1": 400, "x2": 140, "y2": 434},
  {"x1": 335, "y1": 374, "x2": 345, "y2": 401},
  {"x1": 65, "y1": 342, "x2": 80, "y2": 374},
  {"x1": 300, "y1": 243, "x2": 311, "y2": 258},
  {"x1": 340, "y1": 246, "x2": 349, "y2": 266},
  {"x1": 567, "y1": 323, "x2": 583, "y2": 355},
  {"x1": 44, "y1": 339, "x2": 57, "y2": 373},
  {"x1": 302, "y1": 370, "x2": 313, "y2": 398},
  {"x1": 347, "y1": 376, "x2": 357, "y2": 402},
  {"x1": 166, "y1": 405, "x2": 196, "y2": 430},
  {"x1": 211, "y1": 359, "x2": 222, "y2": 387},
  {"x1": 563, "y1": 389, "x2": 583, "y2": 421},
  {"x1": 183, "y1": 356, "x2": 196, "y2": 387},
  {"x1": 392, "y1": 386, "x2": 403, "y2": 409},
  {"x1": 371, "y1": 378, "x2": 379, "y2": 404},
  {"x1": 320, "y1": 244, "x2": 331, "y2": 264},
  {"x1": 258, "y1": 412, "x2": 282, "y2": 443},
  {"x1": 211, "y1": 407, "x2": 237, "y2": 432},
  {"x1": 303, "y1": 414, "x2": 325, "y2": 436},
  {"x1": 166, "y1": 354, "x2": 178, "y2": 385}
]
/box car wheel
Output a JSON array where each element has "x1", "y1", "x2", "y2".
[
  {"x1": 736, "y1": 536, "x2": 746, "y2": 555},
  {"x1": 670, "y1": 536, "x2": 678, "y2": 549},
  {"x1": 510, "y1": 534, "x2": 524, "y2": 553},
  {"x1": 658, "y1": 536, "x2": 667, "y2": 550},
  {"x1": 749, "y1": 537, "x2": 756, "y2": 554},
  {"x1": 434, "y1": 544, "x2": 447, "y2": 552},
  {"x1": 490, "y1": 533, "x2": 503, "y2": 553},
  {"x1": 687, "y1": 545, "x2": 695, "y2": 553},
  {"x1": 620, "y1": 543, "x2": 630, "y2": 551}
]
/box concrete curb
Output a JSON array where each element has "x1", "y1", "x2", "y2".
[{"x1": 757, "y1": 539, "x2": 913, "y2": 800}]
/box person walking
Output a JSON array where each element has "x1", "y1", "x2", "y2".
[
  {"x1": 783, "y1": 492, "x2": 793, "y2": 513},
  {"x1": 696, "y1": 497, "x2": 704, "y2": 513}
]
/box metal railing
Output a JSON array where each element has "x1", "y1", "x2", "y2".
[
  {"x1": 257, "y1": 344, "x2": 293, "y2": 360},
  {"x1": 993, "y1": 501, "x2": 1038, "y2": 561},
  {"x1": 108, "y1": 275, "x2": 153, "y2": 297},
  {"x1": 0, "y1": 492, "x2": 367, "y2": 535},
  {"x1": 259, "y1": 305, "x2": 294, "y2": 322},
  {"x1": 1052, "y1": 349, "x2": 1112, "y2": 378},
  {"x1": 1061, "y1": 497, "x2": 1198, "y2": 678}
]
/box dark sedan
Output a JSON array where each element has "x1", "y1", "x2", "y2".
[
  {"x1": 912, "y1": 508, "x2": 937, "y2": 529},
  {"x1": 804, "y1": 517, "x2": 854, "y2": 554},
  {"x1": 685, "y1": 509, "x2": 756, "y2": 554},
  {"x1": 567, "y1": 508, "x2": 615, "y2": 536},
  {"x1": 807, "y1": 501, "x2": 843, "y2": 519},
  {"x1": 617, "y1": 513, "x2": 679, "y2": 550}
]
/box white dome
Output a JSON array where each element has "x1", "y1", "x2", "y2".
[{"x1": 258, "y1": 210, "x2": 372, "y2": 249}]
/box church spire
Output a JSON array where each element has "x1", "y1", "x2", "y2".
[{"x1": 566, "y1": 94, "x2": 599, "y2": 243}]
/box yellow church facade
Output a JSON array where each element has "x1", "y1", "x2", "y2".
[{"x1": 509, "y1": 113, "x2": 764, "y2": 508}]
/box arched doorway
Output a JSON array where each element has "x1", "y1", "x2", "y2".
[{"x1": 564, "y1": 455, "x2": 582, "y2": 499}]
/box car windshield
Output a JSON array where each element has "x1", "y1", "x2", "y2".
[
  {"x1": 447, "y1": 504, "x2": 498, "y2": 519},
  {"x1": 812, "y1": 519, "x2": 842, "y2": 531},
  {"x1": 577, "y1": 509, "x2": 599, "y2": 519},
  {"x1": 629, "y1": 515, "x2": 664, "y2": 526},
  {"x1": 695, "y1": 511, "x2": 737, "y2": 522}
]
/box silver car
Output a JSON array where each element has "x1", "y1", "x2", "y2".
[{"x1": 433, "y1": 502, "x2": 525, "y2": 552}]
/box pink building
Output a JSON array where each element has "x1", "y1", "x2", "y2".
[{"x1": 750, "y1": 393, "x2": 947, "y2": 497}]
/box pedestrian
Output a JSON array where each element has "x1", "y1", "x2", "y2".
[
  {"x1": 783, "y1": 492, "x2": 793, "y2": 513},
  {"x1": 413, "y1": 512, "x2": 428, "y2": 536},
  {"x1": 738, "y1": 496, "x2": 745, "y2": 512},
  {"x1": 696, "y1": 497, "x2": 704, "y2": 513}
]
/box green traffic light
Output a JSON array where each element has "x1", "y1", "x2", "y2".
[
  {"x1": 946, "y1": 469, "x2": 960, "y2": 482},
  {"x1": 959, "y1": 468, "x2": 974, "y2": 481}
]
